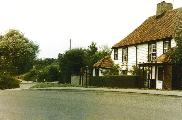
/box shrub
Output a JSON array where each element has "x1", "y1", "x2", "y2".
[
  {"x1": 0, "y1": 74, "x2": 20, "y2": 89},
  {"x1": 23, "y1": 64, "x2": 60, "y2": 82},
  {"x1": 89, "y1": 75, "x2": 143, "y2": 88}
]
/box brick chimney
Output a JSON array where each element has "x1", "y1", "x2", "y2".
[{"x1": 156, "y1": 1, "x2": 173, "y2": 16}]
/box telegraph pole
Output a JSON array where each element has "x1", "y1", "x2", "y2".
[{"x1": 69, "y1": 38, "x2": 72, "y2": 50}]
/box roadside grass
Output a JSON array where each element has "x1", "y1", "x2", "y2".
[{"x1": 31, "y1": 82, "x2": 82, "y2": 88}]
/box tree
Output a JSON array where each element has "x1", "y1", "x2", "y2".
[
  {"x1": 169, "y1": 9, "x2": 182, "y2": 64},
  {"x1": 168, "y1": 10, "x2": 182, "y2": 88},
  {"x1": 0, "y1": 29, "x2": 39, "y2": 74},
  {"x1": 58, "y1": 48, "x2": 86, "y2": 83},
  {"x1": 86, "y1": 42, "x2": 111, "y2": 76}
]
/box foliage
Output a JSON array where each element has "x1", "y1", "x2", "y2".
[
  {"x1": 34, "y1": 58, "x2": 56, "y2": 69},
  {"x1": 23, "y1": 63, "x2": 60, "y2": 82},
  {"x1": 57, "y1": 42, "x2": 111, "y2": 83},
  {"x1": 31, "y1": 82, "x2": 81, "y2": 88},
  {"x1": 0, "y1": 74, "x2": 20, "y2": 89},
  {"x1": 0, "y1": 29, "x2": 39, "y2": 74},
  {"x1": 58, "y1": 48, "x2": 86, "y2": 83},
  {"x1": 90, "y1": 75, "x2": 141, "y2": 88},
  {"x1": 129, "y1": 65, "x2": 142, "y2": 75},
  {"x1": 169, "y1": 31, "x2": 182, "y2": 64},
  {"x1": 169, "y1": 10, "x2": 182, "y2": 64},
  {"x1": 85, "y1": 42, "x2": 111, "y2": 76},
  {"x1": 101, "y1": 64, "x2": 119, "y2": 76},
  {"x1": 129, "y1": 65, "x2": 150, "y2": 88}
]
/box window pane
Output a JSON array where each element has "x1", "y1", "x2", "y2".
[
  {"x1": 163, "y1": 40, "x2": 171, "y2": 53},
  {"x1": 114, "y1": 49, "x2": 118, "y2": 60},
  {"x1": 149, "y1": 43, "x2": 156, "y2": 62},
  {"x1": 122, "y1": 48, "x2": 128, "y2": 62}
]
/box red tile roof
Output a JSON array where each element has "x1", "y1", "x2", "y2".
[
  {"x1": 156, "y1": 47, "x2": 176, "y2": 63},
  {"x1": 93, "y1": 56, "x2": 113, "y2": 68},
  {"x1": 113, "y1": 8, "x2": 182, "y2": 48}
]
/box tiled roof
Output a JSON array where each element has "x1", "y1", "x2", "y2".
[
  {"x1": 156, "y1": 53, "x2": 171, "y2": 63},
  {"x1": 113, "y1": 8, "x2": 182, "y2": 48},
  {"x1": 93, "y1": 56, "x2": 113, "y2": 68},
  {"x1": 156, "y1": 47, "x2": 176, "y2": 63}
]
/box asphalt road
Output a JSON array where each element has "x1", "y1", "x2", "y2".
[{"x1": 0, "y1": 90, "x2": 181, "y2": 120}]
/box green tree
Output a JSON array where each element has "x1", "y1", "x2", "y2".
[
  {"x1": 86, "y1": 42, "x2": 111, "y2": 76},
  {"x1": 58, "y1": 48, "x2": 86, "y2": 83},
  {"x1": 169, "y1": 9, "x2": 182, "y2": 64},
  {"x1": 23, "y1": 58, "x2": 59, "y2": 82},
  {"x1": 0, "y1": 29, "x2": 39, "y2": 74}
]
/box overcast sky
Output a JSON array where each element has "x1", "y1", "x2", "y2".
[{"x1": 0, "y1": 0, "x2": 182, "y2": 58}]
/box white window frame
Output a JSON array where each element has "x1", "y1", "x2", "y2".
[
  {"x1": 149, "y1": 43, "x2": 157, "y2": 62},
  {"x1": 163, "y1": 40, "x2": 171, "y2": 53}
]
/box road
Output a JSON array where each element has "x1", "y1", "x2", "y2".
[{"x1": 0, "y1": 90, "x2": 181, "y2": 120}]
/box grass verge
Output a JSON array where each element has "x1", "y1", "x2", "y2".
[{"x1": 31, "y1": 82, "x2": 81, "y2": 88}]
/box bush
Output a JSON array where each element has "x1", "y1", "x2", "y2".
[
  {"x1": 23, "y1": 64, "x2": 60, "y2": 82},
  {"x1": 89, "y1": 75, "x2": 143, "y2": 88},
  {"x1": 0, "y1": 74, "x2": 20, "y2": 89}
]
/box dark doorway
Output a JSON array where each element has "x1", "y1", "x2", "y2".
[{"x1": 172, "y1": 65, "x2": 182, "y2": 90}]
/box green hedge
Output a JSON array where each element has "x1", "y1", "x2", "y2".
[
  {"x1": 89, "y1": 75, "x2": 143, "y2": 88},
  {"x1": 0, "y1": 75, "x2": 20, "y2": 89}
]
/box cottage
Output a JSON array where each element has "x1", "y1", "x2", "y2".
[
  {"x1": 93, "y1": 56, "x2": 114, "y2": 76},
  {"x1": 111, "y1": 1, "x2": 182, "y2": 90}
]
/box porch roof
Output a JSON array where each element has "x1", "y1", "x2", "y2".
[
  {"x1": 93, "y1": 56, "x2": 114, "y2": 68},
  {"x1": 138, "y1": 62, "x2": 171, "y2": 67}
]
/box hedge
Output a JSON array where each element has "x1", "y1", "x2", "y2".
[
  {"x1": 89, "y1": 75, "x2": 144, "y2": 88},
  {"x1": 0, "y1": 75, "x2": 20, "y2": 89}
]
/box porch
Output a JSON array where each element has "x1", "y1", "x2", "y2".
[{"x1": 138, "y1": 62, "x2": 173, "y2": 90}]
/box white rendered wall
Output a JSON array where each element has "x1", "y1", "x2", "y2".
[
  {"x1": 171, "y1": 39, "x2": 176, "y2": 48},
  {"x1": 128, "y1": 46, "x2": 136, "y2": 71},
  {"x1": 157, "y1": 41, "x2": 163, "y2": 57},
  {"x1": 137, "y1": 44, "x2": 148, "y2": 64},
  {"x1": 112, "y1": 48, "x2": 122, "y2": 66},
  {"x1": 93, "y1": 68, "x2": 96, "y2": 76},
  {"x1": 99, "y1": 68, "x2": 104, "y2": 76}
]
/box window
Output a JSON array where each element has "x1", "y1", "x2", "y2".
[
  {"x1": 148, "y1": 43, "x2": 157, "y2": 62},
  {"x1": 95, "y1": 68, "x2": 99, "y2": 76},
  {"x1": 122, "y1": 47, "x2": 128, "y2": 62},
  {"x1": 114, "y1": 49, "x2": 118, "y2": 60},
  {"x1": 163, "y1": 40, "x2": 171, "y2": 53}
]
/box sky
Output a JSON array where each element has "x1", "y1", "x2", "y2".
[{"x1": 0, "y1": 0, "x2": 182, "y2": 58}]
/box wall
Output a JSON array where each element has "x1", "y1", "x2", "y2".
[
  {"x1": 71, "y1": 75, "x2": 80, "y2": 86},
  {"x1": 128, "y1": 46, "x2": 136, "y2": 71},
  {"x1": 157, "y1": 41, "x2": 163, "y2": 57},
  {"x1": 137, "y1": 44, "x2": 148, "y2": 64},
  {"x1": 111, "y1": 48, "x2": 122, "y2": 66},
  {"x1": 171, "y1": 39, "x2": 176, "y2": 48},
  {"x1": 112, "y1": 39, "x2": 177, "y2": 76}
]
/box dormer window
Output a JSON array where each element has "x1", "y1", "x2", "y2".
[
  {"x1": 163, "y1": 40, "x2": 171, "y2": 53},
  {"x1": 114, "y1": 49, "x2": 118, "y2": 60},
  {"x1": 149, "y1": 43, "x2": 157, "y2": 62}
]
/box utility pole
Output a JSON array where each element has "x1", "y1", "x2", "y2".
[{"x1": 69, "y1": 38, "x2": 72, "y2": 50}]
